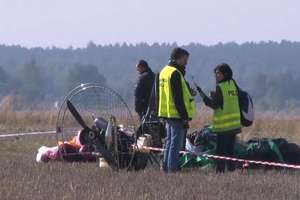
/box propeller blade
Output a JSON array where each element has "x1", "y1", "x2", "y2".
[
  {"x1": 66, "y1": 100, "x2": 90, "y2": 130},
  {"x1": 105, "y1": 119, "x2": 113, "y2": 149}
]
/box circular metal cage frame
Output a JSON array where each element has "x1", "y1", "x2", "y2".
[{"x1": 55, "y1": 83, "x2": 137, "y2": 168}]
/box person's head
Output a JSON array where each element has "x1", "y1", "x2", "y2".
[
  {"x1": 170, "y1": 47, "x2": 189, "y2": 67},
  {"x1": 136, "y1": 59, "x2": 149, "y2": 74},
  {"x1": 214, "y1": 63, "x2": 233, "y2": 83}
]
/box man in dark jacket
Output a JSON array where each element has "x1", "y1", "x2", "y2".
[{"x1": 134, "y1": 59, "x2": 155, "y2": 119}]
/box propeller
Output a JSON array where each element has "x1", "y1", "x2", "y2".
[
  {"x1": 66, "y1": 100, "x2": 91, "y2": 131},
  {"x1": 66, "y1": 99, "x2": 117, "y2": 169}
]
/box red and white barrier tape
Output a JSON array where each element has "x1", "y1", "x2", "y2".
[
  {"x1": 139, "y1": 146, "x2": 300, "y2": 169},
  {"x1": 0, "y1": 131, "x2": 56, "y2": 138}
]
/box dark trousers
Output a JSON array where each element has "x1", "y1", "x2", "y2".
[{"x1": 216, "y1": 133, "x2": 236, "y2": 173}]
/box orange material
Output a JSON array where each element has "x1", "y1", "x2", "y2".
[{"x1": 58, "y1": 136, "x2": 82, "y2": 149}]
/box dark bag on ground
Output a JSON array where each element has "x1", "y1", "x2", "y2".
[
  {"x1": 245, "y1": 138, "x2": 283, "y2": 163},
  {"x1": 275, "y1": 139, "x2": 300, "y2": 165}
]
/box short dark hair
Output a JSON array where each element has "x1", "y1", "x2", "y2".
[
  {"x1": 170, "y1": 47, "x2": 189, "y2": 60},
  {"x1": 214, "y1": 63, "x2": 233, "y2": 79},
  {"x1": 137, "y1": 59, "x2": 149, "y2": 68}
]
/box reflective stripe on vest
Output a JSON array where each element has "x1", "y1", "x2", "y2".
[
  {"x1": 213, "y1": 80, "x2": 241, "y2": 133},
  {"x1": 158, "y1": 66, "x2": 197, "y2": 119}
]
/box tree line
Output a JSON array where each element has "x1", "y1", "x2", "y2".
[{"x1": 0, "y1": 40, "x2": 300, "y2": 110}]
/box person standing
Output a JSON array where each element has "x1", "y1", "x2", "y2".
[
  {"x1": 158, "y1": 48, "x2": 197, "y2": 172},
  {"x1": 134, "y1": 59, "x2": 155, "y2": 120},
  {"x1": 196, "y1": 63, "x2": 242, "y2": 173}
]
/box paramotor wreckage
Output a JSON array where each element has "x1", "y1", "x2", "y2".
[{"x1": 55, "y1": 83, "x2": 162, "y2": 170}]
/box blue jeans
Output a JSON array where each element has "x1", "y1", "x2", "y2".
[{"x1": 163, "y1": 119, "x2": 185, "y2": 172}]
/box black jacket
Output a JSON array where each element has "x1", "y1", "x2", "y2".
[{"x1": 134, "y1": 67, "x2": 155, "y2": 117}]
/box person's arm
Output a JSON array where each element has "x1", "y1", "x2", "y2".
[
  {"x1": 197, "y1": 85, "x2": 223, "y2": 109},
  {"x1": 170, "y1": 71, "x2": 189, "y2": 120},
  {"x1": 134, "y1": 75, "x2": 146, "y2": 114}
]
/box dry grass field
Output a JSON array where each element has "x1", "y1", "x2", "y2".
[{"x1": 0, "y1": 107, "x2": 300, "y2": 200}]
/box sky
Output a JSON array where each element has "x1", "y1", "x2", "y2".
[{"x1": 0, "y1": 0, "x2": 299, "y2": 48}]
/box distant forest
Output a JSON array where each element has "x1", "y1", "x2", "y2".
[{"x1": 0, "y1": 41, "x2": 300, "y2": 110}]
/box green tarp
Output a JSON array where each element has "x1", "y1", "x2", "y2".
[{"x1": 180, "y1": 126, "x2": 286, "y2": 169}]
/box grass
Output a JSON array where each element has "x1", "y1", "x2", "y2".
[
  {"x1": 0, "y1": 145, "x2": 299, "y2": 200},
  {"x1": 1, "y1": 107, "x2": 300, "y2": 199}
]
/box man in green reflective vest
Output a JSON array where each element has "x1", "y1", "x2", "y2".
[
  {"x1": 197, "y1": 63, "x2": 242, "y2": 173},
  {"x1": 158, "y1": 47, "x2": 197, "y2": 172}
]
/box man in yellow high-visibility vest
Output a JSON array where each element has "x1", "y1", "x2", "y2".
[
  {"x1": 196, "y1": 63, "x2": 242, "y2": 173},
  {"x1": 158, "y1": 48, "x2": 197, "y2": 172}
]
